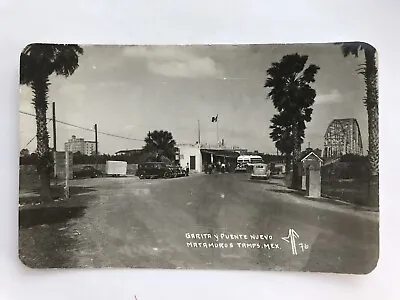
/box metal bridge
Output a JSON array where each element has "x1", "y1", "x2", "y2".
[{"x1": 323, "y1": 118, "x2": 363, "y2": 161}]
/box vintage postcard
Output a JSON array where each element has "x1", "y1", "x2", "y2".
[{"x1": 19, "y1": 43, "x2": 379, "y2": 274}]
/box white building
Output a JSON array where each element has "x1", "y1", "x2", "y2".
[
  {"x1": 178, "y1": 144, "x2": 203, "y2": 172},
  {"x1": 64, "y1": 135, "x2": 97, "y2": 156},
  {"x1": 177, "y1": 143, "x2": 246, "y2": 173}
]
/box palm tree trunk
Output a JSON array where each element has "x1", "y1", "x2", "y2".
[
  {"x1": 291, "y1": 122, "x2": 302, "y2": 190},
  {"x1": 364, "y1": 50, "x2": 379, "y2": 207},
  {"x1": 32, "y1": 76, "x2": 52, "y2": 202},
  {"x1": 284, "y1": 153, "x2": 291, "y2": 175}
]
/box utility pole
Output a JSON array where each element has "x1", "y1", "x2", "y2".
[
  {"x1": 216, "y1": 117, "x2": 219, "y2": 147},
  {"x1": 94, "y1": 124, "x2": 98, "y2": 168},
  {"x1": 64, "y1": 144, "x2": 70, "y2": 199},
  {"x1": 52, "y1": 102, "x2": 57, "y2": 182},
  {"x1": 94, "y1": 124, "x2": 98, "y2": 155},
  {"x1": 52, "y1": 102, "x2": 57, "y2": 151},
  {"x1": 197, "y1": 120, "x2": 201, "y2": 146}
]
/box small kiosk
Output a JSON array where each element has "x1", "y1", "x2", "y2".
[{"x1": 300, "y1": 151, "x2": 323, "y2": 198}]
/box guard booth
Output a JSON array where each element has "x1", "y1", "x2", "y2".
[{"x1": 300, "y1": 151, "x2": 323, "y2": 198}]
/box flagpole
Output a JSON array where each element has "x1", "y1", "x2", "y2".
[{"x1": 216, "y1": 118, "x2": 219, "y2": 146}]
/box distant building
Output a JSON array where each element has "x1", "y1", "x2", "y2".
[
  {"x1": 323, "y1": 118, "x2": 363, "y2": 159},
  {"x1": 64, "y1": 135, "x2": 97, "y2": 156}
]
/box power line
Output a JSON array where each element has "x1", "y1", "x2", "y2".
[
  {"x1": 19, "y1": 111, "x2": 145, "y2": 142},
  {"x1": 23, "y1": 118, "x2": 52, "y2": 148}
]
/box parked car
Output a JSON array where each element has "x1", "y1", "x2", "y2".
[
  {"x1": 250, "y1": 163, "x2": 271, "y2": 180},
  {"x1": 168, "y1": 165, "x2": 186, "y2": 177},
  {"x1": 136, "y1": 162, "x2": 174, "y2": 179},
  {"x1": 73, "y1": 166, "x2": 103, "y2": 179}
]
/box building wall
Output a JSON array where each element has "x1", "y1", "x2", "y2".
[
  {"x1": 83, "y1": 141, "x2": 96, "y2": 155},
  {"x1": 178, "y1": 145, "x2": 202, "y2": 173}
]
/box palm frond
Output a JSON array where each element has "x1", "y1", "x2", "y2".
[{"x1": 19, "y1": 43, "x2": 84, "y2": 84}]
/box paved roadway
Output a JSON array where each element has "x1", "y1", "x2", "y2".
[{"x1": 19, "y1": 172, "x2": 379, "y2": 273}]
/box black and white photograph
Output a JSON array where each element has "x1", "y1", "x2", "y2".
[{"x1": 18, "y1": 43, "x2": 379, "y2": 274}]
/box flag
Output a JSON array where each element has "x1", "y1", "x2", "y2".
[{"x1": 211, "y1": 114, "x2": 218, "y2": 122}]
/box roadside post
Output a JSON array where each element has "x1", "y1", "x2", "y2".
[
  {"x1": 306, "y1": 164, "x2": 321, "y2": 198},
  {"x1": 301, "y1": 151, "x2": 323, "y2": 198},
  {"x1": 65, "y1": 147, "x2": 70, "y2": 199},
  {"x1": 301, "y1": 165, "x2": 307, "y2": 190}
]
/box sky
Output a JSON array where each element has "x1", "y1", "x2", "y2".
[{"x1": 19, "y1": 44, "x2": 368, "y2": 155}]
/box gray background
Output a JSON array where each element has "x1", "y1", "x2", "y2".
[{"x1": 1, "y1": 0, "x2": 399, "y2": 299}]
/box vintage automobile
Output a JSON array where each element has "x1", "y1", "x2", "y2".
[
  {"x1": 167, "y1": 164, "x2": 186, "y2": 178},
  {"x1": 250, "y1": 163, "x2": 271, "y2": 180},
  {"x1": 136, "y1": 162, "x2": 174, "y2": 179},
  {"x1": 72, "y1": 166, "x2": 103, "y2": 179}
]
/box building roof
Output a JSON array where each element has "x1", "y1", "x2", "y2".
[
  {"x1": 332, "y1": 118, "x2": 357, "y2": 122},
  {"x1": 300, "y1": 151, "x2": 323, "y2": 162},
  {"x1": 200, "y1": 149, "x2": 240, "y2": 158},
  {"x1": 115, "y1": 149, "x2": 143, "y2": 154}
]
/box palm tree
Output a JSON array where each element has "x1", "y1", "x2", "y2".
[
  {"x1": 20, "y1": 44, "x2": 84, "y2": 201},
  {"x1": 265, "y1": 53, "x2": 320, "y2": 189},
  {"x1": 339, "y1": 42, "x2": 379, "y2": 206},
  {"x1": 143, "y1": 130, "x2": 177, "y2": 161}
]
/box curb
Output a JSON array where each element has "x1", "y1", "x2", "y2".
[
  {"x1": 271, "y1": 178, "x2": 379, "y2": 213},
  {"x1": 320, "y1": 193, "x2": 379, "y2": 212}
]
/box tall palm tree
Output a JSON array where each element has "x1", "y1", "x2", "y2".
[
  {"x1": 340, "y1": 42, "x2": 379, "y2": 206},
  {"x1": 143, "y1": 130, "x2": 177, "y2": 161},
  {"x1": 20, "y1": 43, "x2": 84, "y2": 201},
  {"x1": 265, "y1": 53, "x2": 320, "y2": 189}
]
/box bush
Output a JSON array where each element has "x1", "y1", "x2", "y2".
[
  {"x1": 340, "y1": 154, "x2": 368, "y2": 164},
  {"x1": 20, "y1": 153, "x2": 38, "y2": 165},
  {"x1": 322, "y1": 157, "x2": 369, "y2": 180}
]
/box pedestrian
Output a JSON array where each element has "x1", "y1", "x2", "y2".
[
  {"x1": 207, "y1": 162, "x2": 213, "y2": 174},
  {"x1": 221, "y1": 162, "x2": 226, "y2": 173},
  {"x1": 186, "y1": 163, "x2": 189, "y2": 176}
]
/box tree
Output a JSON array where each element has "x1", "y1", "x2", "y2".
[
  {"x1": 269, "y1": 111, "x2": 306, "y2": 173},
  {"x1": 143, "y1": 130, "x2": 177, "y2": 161},
  {"x1": 339, "y1": 42, "x2": 379, "y2": 207},
  {"x1": 265, "y1": 53, "x2": 320, "y2": 189},
  {"x1": 20, "y1": 44, "x2": 84, "y2": 201},
  {"x1": 20, "y1": 148, "x2": 30, "y2": 157}
]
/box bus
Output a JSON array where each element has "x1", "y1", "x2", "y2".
[{"x1": 235, "y1": 155, "x2": 264, "y2": 172}]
